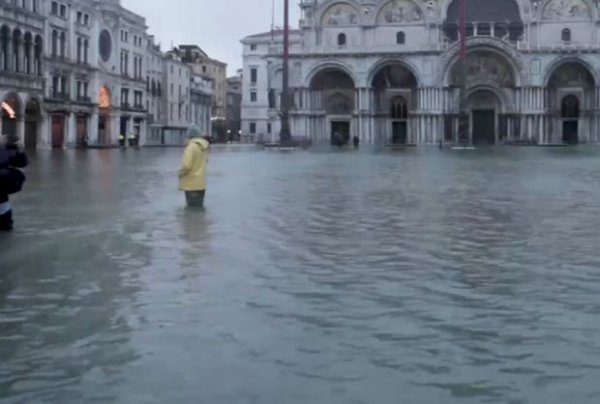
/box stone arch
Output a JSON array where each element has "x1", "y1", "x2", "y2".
[
  {"x1": 0, "y1": 25, "x2": 11, "y2": 71},
  {"x1": 304, "y1": 61, "x2": 357, "y2": 88},
  {"x1": 466, "y1": 85, "x2": 512, "y2": 113},
  {"x1": 543, "y1": 57, "x2": 598, "y2": 87},
  {"x1": 437, "y1": 39, "x2": 529, "y2": 87},
  {"x1": 319, "y1": 0, "x2": 362, "y2": 26},
  {"x1": 375, "y1": 0, "x2": 427, "y2": 25},
  {"x1": 440, "y1": 0, "x2": 526, "y2": 22},
  {"x1": 539, "y1": 0, "x2": 594, "y2": 21},
  {"x1": 367, "y1": 58, "x2": 422, "y2": 88}
]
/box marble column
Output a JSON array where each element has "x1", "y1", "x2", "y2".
[{"x1": 67, "y1": 112, "x2": 76, "y2": 147}]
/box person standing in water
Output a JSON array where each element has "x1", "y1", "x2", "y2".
[
  {"x1": 0, "y1": 134, "x2": 28, "y2": 231},
  {"x1": 178, "y1": 125, "x2": 210, "y2": 208}
]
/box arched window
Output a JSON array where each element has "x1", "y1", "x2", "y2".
[
  {"x1": 1, "y1": 26, "x2": 10, "y2": 71},
  {"x1": 562, "y1": 28, "x2": 571, "y2": 42},
  {"x1": 396, "y1": 31, "x2": 405, "y2": 45},
  {"x1": 59, "y1": 31, "x2": 66, "y2": 57},
  {"x1": 13, "y1": 29, "x2": 21, "y2": 72},
  {"x1": 561, "y1": 95, "x2": 580, "y2": 119},
  {"x1": 51, "y1": 29, "x2": 57, "y2": 57},
  {"x1": 337, "y1": 33, "x2": 346, "y2": 47},
  {"x1": 34, "y1": 35, "x2": 42, "y2": 75},
  {"x1": 391, "y1": 96, "x2": 408, "y2": 119},
  {"x1": 24, "y1": 32, "x2": 32, "y2": 74}
]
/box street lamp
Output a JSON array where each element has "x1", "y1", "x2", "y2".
[{"x1": 279, "y1": 0, "x2": 293, "y2": 147}]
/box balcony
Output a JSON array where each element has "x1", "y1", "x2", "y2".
[
  {"x1": 77, "y1": 95, "x2": 92, "y2": 103},
  {"x1": 443, "y1": 22, "x2": 524, "y2": 44},
  {"x1": 48, "y1": 92, "x2": 70, "y2": 101}
]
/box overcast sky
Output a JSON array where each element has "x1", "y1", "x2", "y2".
[{"x1": 122, "y1": 0, "x2": 301, "y2": 76}]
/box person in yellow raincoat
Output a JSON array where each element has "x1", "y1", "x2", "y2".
[{"x1": 178, "y1": 125, "x2": 210, "y2": 208}]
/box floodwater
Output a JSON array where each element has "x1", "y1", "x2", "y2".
[{"x1": 1, "y1": 146, "x2": 600, "y2": 404}]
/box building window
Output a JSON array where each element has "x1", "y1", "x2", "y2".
[
  {"x1": 562, "y1": 28, "x2": 571, "y2": 42},
  {"x1": 170, "y1": 83, "x2": 174, "y2": 96},
  {"x1": 83, "y1": 39, "x2": 88, "y2": 63},
  {"x1": 59, "y1": 3, "x2": 66, "y2": 18},
  {"x1": 77, "y1": 11, "x2": 82, "y2": 24},
  {"x1": 59, "y1": 31, "x2": 65, "y2": 57},
  {"x1": 391, "y1": 96, "x2": 408, "y2": 119},
  {"x1": 250, "y1": 122, "x2": 256, "y2": 134},
  {"x1": 51, "y1": 1, "x2": 58, "y2": 15},
  {"x1": 337, "y1": 33, "x2": 346, "y2": 47},
  {"x1": 202, "y1": 65, "x2": 207, "y2": 73},
  {"x1": 77, "y1": 37, "x2": 82, "y2": 62},
  {"x1": 267, "y1": 123, "x2": 271, "y2": 134},
  {"x1": 250, "y1": 44, "x2": 257, "y2": 51},
  {"x1": 84, "y1": 14, "x2": 90, "y2": 26},
  {"x1": 250, "y1": 91, "x2": 257, "y2": 102},
  {"x1": 250, "y1": 67, "x2": 257, "y2": 84},
  {"x1": 51, "y1": 29, "x2": 58, "y2": 57},
  {"x1": 396, "y1": 31, "x2": 405, "y2": 45},
  {"x1": 121, "y1": 88, "x2": 129, "y2": 106}
]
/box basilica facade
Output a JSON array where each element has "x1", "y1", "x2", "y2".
[{"x1": 242, "y1": 0, "x2": 600, "y2": 145}]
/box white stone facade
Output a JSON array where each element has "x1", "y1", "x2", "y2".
[
  {"x1": 243, "y1": 0, "x2": 600, "y2": 146},
  {"x1": 1, "y1": 0, "x2": 150, "y2": 149}
]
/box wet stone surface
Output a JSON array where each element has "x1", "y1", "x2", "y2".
[{"x1": 1, "y1": 147, "x2": 600, "y2": 403}]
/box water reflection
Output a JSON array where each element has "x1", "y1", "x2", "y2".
[{"x1": 1, "y1": 147, "x2": 600, "y2": 403}]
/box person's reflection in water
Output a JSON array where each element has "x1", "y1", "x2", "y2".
[{"x1": 178, "y1": 208, "x2": 213, "y2": 269}]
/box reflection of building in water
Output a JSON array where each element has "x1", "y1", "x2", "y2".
[{"x1": 242, "y1": 0, "x2": 600, "y2": 146}]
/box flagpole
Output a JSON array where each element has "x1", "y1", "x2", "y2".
[
  {"x1": 457, "y1": 0, "x2": 469, "y2": 146},
  {"x1": 279, "y1": 0, "x2": 292, "y2": 146}
]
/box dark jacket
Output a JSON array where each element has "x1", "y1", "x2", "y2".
[{"x1": 0, "y1": 145, "x2": 28, "y2": 203}]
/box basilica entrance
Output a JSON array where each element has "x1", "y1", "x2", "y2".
[
  {"x1": 468, "y1": 90, "x2": 501, "y2": 146},
  {"x1": 472, "y1": 110, "x2": 495, "y2": 145},
  {"x1": 330, "y1": 121, "x2": 350, "y2": 146},
  {"x1": 561, "y1": 95, "x2": 580, "y2": 144}
]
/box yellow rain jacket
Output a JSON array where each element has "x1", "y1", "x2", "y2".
[{"x1": 178, "y1": 138, "x2": 210, "y2": 191}]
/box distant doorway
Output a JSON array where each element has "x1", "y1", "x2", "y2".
[
  {"x1": 331, "y1": 121, "x2": 350, "y2": 146},
  {"x1": 561, "y1": 95, "x2": 579, "y2": 145},
  {"x1": 472, "y1": 110, "x2": 496, "y2": 145},
  {"x1": 391, "y1": 121, "x2": 408, "y2": 144},
  {"x1": 51, "y1": 115, "x2": 65, "y2": 148},
  {"x1": 24, "y1": 98, "x2": 41, "y2": 149}
]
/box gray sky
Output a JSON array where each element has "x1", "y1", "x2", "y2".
[{"x1": 122, "y1": 0, "x2": 301, "y2": 76}]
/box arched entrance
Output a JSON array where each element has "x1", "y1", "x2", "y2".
[
  {"x1": 561, "y1": 95, "x2": 580, "y2": 144},
  {"x1": 1, "y1": 94, "x2": 20, "y2": 140},
  {"x1": 468, "y1": 89, "x2": 501, "y2": 145},
  {"x1": 371, "y1": 63, "x2": 418, "y2": 144},
  {"x1": 547, "y1": 62, "x2": 595, "y2": 144},
  {"x1": 24, "y1": 98, "x2": 41, "y2": 149},
  {"x1": 309, "y1": 68, "x2": 356, "y2": 145},
  {"x1": 448, "y1": 50, "x2": 516, "y2": 144},
  {"x1": 98, "y1": 85, "x2": 112, "y2": 145}
]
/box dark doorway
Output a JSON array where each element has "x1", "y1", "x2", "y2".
[
  {"x1": 472, "y1": 110, "x2": 495, "y2": 145},
  {"x1": 562, "y1": 121, "x2": 578, "y2": 144},
  {"x1": 331, "y1": 121, "x2": 350, "y2": 146},
  {"x1": 51, "y1": 115, "x2": 64, "y2": 148},
  {"x1": 98, "y1": 114, "x2": 111, "y2": 145},
  {"x1": 391, "y1": 121, "x2": 408, "y2": 144},
  {"x1": 561, "y1": 95, "x2": 580, "y2": 144},
  {"x1": 76, "y1": 115, "x2": 88, "y2": 147},
  {"x1": 24, "y1": 98, "x2": 41, "y2": 150}
]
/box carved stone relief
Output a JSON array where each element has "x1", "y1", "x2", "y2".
[
  {"x1": 378, "y1": 0, "x2": 424, "y2": 24},
  {"x1": 451, "y1": 51, "x2": 515, "y2": 87},
  {"x1": 322, "y1": 3, "x2": 359, "y2": 26},
  {"x1": 542, "y1": 0, "x2": 591, "y2": 20}
]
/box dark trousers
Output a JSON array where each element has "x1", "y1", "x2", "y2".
[
  {"x1": 185, "y1": 190, "x2": 205, "y2": 208},
  {"x1": 0, "y1": 209, "x2": 13, "y2": 231}
]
